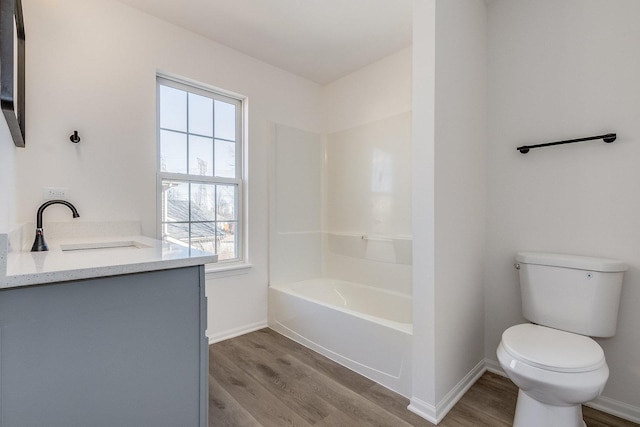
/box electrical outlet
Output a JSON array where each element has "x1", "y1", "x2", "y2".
[{"x1": 43, "y1": 187, "x2": 69, "y2": 200}]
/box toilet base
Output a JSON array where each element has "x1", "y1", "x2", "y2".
[{"x1": 514, "y1": 389, "x2": 586, "y2": 427}]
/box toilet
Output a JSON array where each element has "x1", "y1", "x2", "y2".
[{"x1": 497, "y1": 252, "x2": 627, "y2": 427}]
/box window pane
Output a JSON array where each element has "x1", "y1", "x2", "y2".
[
  {"x1": 188, "y1": 93, "x2": 213, "y2": 137},
  {"x1": 160, "y1": 85, "x2": 187, "y2": 132},
  {"x1": 190, "y1": 183, "x2": 216, "y2": 221},
  {"x1": 162, "y1": 223, "x2": 189, "y2": 248},
  {"x1": 160, "y1": 130, "x2": 187, "y2": 174},
  {"x1": 215, "y1": 139, "x2": 236, "y2": 178},
  {"x1": 188, "y1": 136, "x2": 213, "y2": 176},
  {"x1": 191, "y1": 222, "x2": 217, "y2": 254},
  {"x1": 214, "y1": 100, "x2": 236, "y2": 141},
  {"x1": 216, "y1": 185, "x2": 236, "y2": 220},
  {"x1": 161, "y1": 181, "x2": 190, "y2": 222},
  {"x1": 217, "y1": 222, "x2": 237, "y2": 260}
]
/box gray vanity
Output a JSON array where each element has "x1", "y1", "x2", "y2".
[{"x1": 0, "y1": 224, "x2": 215, "y2": 427}]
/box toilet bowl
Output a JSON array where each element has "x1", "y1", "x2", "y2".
[{"x1": 498, "y1": 324, "x2": 609, "y2": 427}]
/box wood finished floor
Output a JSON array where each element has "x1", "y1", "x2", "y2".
[{"x1": 209, "y1": 328, "x2": 639, "y2": 427}]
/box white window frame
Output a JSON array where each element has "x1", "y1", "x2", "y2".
[{"x1": 156, "y1": 74, "x2": 246, "y2": 267}]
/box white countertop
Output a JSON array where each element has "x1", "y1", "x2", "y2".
[{"x1": 0, "y1": 223, "x2": 217, "y2": 289}]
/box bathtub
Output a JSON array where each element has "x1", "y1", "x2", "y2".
[{"x1": 268, "y1": 278, "x2": 412, "y2": 397}]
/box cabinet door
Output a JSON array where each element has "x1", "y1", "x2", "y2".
[{"x1": 0, "y1": 266, "x2": 206, "y2": 427}]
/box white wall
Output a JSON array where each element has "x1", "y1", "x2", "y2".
[
  {"x1": 323, "y1": 47, "x2": 412, "y2": 134},
  {"x1": 411, "y1": 0, "x2": 487, "y2": 422},
  {"x1": 486, "y1": 0, "x2": 640, "y2": 414},
  {"x1": 18, "y1": 0, "x2": 322, "y2": 342}
]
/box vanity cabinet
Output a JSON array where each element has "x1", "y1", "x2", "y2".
[{"x1": 0, "y1": 266, "x2": 207, "y2": 427}]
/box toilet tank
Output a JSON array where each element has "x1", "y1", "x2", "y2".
[{"x1": 516, "y1": 252, "x2": 627, "y2": 337}]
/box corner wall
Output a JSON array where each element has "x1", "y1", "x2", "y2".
[
  {"x1": 410, "y1": 0, "x2": 438, "y2": 413},
  {"x1": 433, "y1": 0, "x2": 487, "y2": 405},
  {"x1": 485, "y1": 0, "x2": 640, "y2": 418},
  {"x1": 411, "y1": 0, "x2": 487, "y2": 422}
]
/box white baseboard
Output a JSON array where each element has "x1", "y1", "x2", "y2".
[
  {"x1": 407, "y1": 396, "x2": 438, "y2": 424},
  {"x1": 409, "y1": 359, "x2": 486, "y2": 425},
  {"x1": 408, "y1": 397, "x2": 438, "y2": 424},
  {"x1": 436, "y1": 360, "x2": 487, "y2": 422},
  {"x1": 586, "y1": 395, "x2": 640, "y2": 424},
  {"x1": 207, "y1": 321, "x2": 268, "y2": 345},
  {"x1": 484, "y1": 358, "x2": 640, "y2": 425}
]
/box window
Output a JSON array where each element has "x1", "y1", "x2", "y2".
[{"x1": 157, "y1": 76, "x2": 243, "y2": 262}]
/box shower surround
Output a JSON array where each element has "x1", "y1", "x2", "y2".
[{"x1": 268, "y1": 113, "x2": 412, "y2": 395}]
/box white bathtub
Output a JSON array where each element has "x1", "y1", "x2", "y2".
[{"x1": 268, "y1": 278, "x2": 412, "y2": 397}]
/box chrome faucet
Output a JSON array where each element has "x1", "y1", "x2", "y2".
[{"x1": 31, "y1": 200, "x2": 80, "y2": 252}]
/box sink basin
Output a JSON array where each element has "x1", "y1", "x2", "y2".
[{"x1": 60, "y1": 240, "x2": 152, "y2": 252}]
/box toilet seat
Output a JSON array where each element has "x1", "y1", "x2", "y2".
[{"x1": 502, "y1": 324, "x2": 605, "y2": 373}]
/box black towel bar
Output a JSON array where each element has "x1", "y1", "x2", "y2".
[{"x1": 517, "y1": 133, "x2": 616, "y2": 154}]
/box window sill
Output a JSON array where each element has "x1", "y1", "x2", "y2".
[{"x1": 204, "y1": 262, "x2": 252, "y2": 279}]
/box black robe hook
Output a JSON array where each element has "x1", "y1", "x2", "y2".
[{"x1": 70, "y1": 130, "x2": 81, "y2": 143}]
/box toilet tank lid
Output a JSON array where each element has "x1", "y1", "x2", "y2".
[{"x1": 516, "y1": 252, "x2": 627, "y2": 272}]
